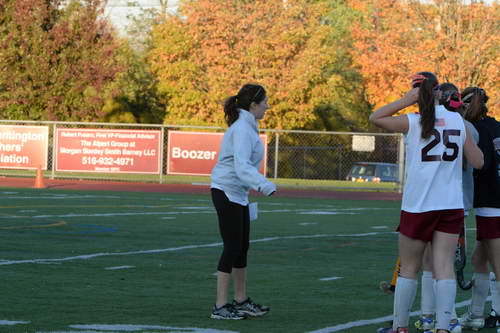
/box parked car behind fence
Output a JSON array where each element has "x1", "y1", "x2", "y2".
[{"x1": 346, "y1": 162, "x2": 399, "y2": 183}]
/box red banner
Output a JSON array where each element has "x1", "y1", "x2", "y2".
[
  {"x1": 56, "y1": 128, "x2": 161, "y2": 174},
  {"x1": 167, "y1": 131, "x2": 267, "y2": 176},
  {"x1": 0, "y1": 125, "x2": 49, "y2": 169}
]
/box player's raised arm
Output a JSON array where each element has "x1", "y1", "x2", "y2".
[{"x1": 369, "y1": 89, "x2": 418, "y2": 133}]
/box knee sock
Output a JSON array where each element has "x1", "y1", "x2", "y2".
[
  {"x1": 421, "y1": 271, "x2": 435, "y2": 316},
  {"x1": 492, "y1": 280, "x2": 500, "y2": 314},
  {"x1": 393, "y1": 277, "x2": 418, "y2": 330},
  {"x1": 491, "y1": 273, "x2": 499, "y2": 313},
  {"x1": 435, "y1": 279, "x2": 456, "y2": 331},
  {"x1": 451, "y1": 304, "x2": 458, "y2": 320},
  {"x1": 470, "y1": 273, "x2": 490, "y2": 316}
]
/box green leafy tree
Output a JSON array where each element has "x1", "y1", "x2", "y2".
[
  {"x1": 0, "y1": 0, "x2": 124, "y2": 121},
  {"x1": 103, "y1": 40, "x2": 165, "y2": 124}
]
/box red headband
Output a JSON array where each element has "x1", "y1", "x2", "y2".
[
  {"x1": 410, "y1": 74, "x2": 427, "y2": 86},
  {"x1": 449, "y1": 92, "x2": 463, "y2": 108}
]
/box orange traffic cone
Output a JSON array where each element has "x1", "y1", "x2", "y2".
[{"x1": 33, "y1": 165, "x2": 46, "y2": 189}]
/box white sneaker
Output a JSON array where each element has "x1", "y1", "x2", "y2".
[
  {"x1": 449, "y1": 320, "x2": 462, "y2": 333},
  {"x1": 459, "y1": 312, "x2": 484, "y2": 331},
  {"x1": 415, "y1": 316, "x2": 435, "y2": 330}
]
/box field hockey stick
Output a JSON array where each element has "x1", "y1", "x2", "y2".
[
  {"x1": 380, "y1": 257, "x2": 400, "y2": 294},
  {"x1": 455, "y1": 220, "x2": 473, "y2": 290}
]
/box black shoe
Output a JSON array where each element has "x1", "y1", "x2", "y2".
[
  {"x1": 232, "y1": 297, "x2": 270, "y2": 317},
  {"x1": 484, "y1": 310, "x2": 500, "y2": 328},
  {"x1": 210, "y1": 304, "x2": 247, "y2": 320}
]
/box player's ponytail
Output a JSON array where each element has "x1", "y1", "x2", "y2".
[
  {"x1": 462, "y1": 87, "x2": 489, "y2": 123},
  {"x1": 416, "y1": 72, "x2": 439, "y2": 139},
  {"x1": 223, "y1": 96, "x2": 239, "y2": 126},
  {"x1": 223, "y1": 84, "x2": 266, "y2": 126}
]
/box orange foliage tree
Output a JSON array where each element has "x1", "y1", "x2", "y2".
[
  {"x1": 148, "y1": 0, "x2": 371, "y2": 130},
  {"x1": 350, "y1": 0, "x2": 499, "y2": 118}
]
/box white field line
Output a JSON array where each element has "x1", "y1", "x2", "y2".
[
  {"x1": 0, "y1": 211, "x2": 214, "y2": 219},
  {"x1": 0, "y1": 231, "x2": 396, "y2": 266},
  {"x1": 306, "y1": 298, "x2": 492, "y2": 333},
  {"x1": 0, "y1": 320, "x2": 30, "y2": 325},
  {"x1": 5, "y1": 298, "x2": 492, "y2": 333},
  {"x1": 0, "y1": 207, "x2": 391, "y2": 220},
  {"x1": 319, "y1": 277, "x2": 343, "y2": 281},
  {"x1": 70, "y1": 324, "x2": 239, "y2": 332},
  {"x1": 36, "y1": 331, "x2": 109, "y2": 333},
  {"x1": 0, "y1": 195, "x2": 121, "y2": 200},
  {"x1": 105, "y1": 265, "x2": 135, "y2": 270}
]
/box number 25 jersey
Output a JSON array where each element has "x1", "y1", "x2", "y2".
[{"x1": 402, "y1": 105, "x2": 466, "y2": 213}]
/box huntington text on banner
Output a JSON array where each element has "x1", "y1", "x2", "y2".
[
  {"x1": 56, "y1": 128, "x2": 161, "y2": 174},
  {"x1": 0, "y1": 125, "x2": 49, "y2": 169}
]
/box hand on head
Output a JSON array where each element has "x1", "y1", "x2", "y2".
[{"x1": 404, "y1": 88, "x2": 419, "y2": 104}]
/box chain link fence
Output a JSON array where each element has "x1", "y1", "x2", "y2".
[{"x1": 0, "y1": 120, "x2": 403, "y2": 188}]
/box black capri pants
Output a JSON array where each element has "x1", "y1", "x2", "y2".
[{"x1": 211, "y1": 188, "x2": 250, "y2": 273}]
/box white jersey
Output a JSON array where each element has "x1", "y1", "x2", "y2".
[{"x1": 402, "y1": 105, "x2": 466, "y2": 213}]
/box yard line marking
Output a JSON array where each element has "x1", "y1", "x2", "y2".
[
  {"x1": 0, "y1": 211, "x2": 213, "y2": 219},
  {"x1": 105, "y1": 265, "x2": 135, "y2": 270},
  {"x1": 299, "y1": 222, "x2": 318, "y2": 226},
  {"x1": 0, "y1": 231, "x2": 396, "y2": 266},
  {"x1": 36, "y1": 331, "x2": 110, "y2": 333},
  {"x1": 178, "y1": 206, "x2": 210, "y2": 210},
  {"x1": 371, "y1": 226, "x2": 388, "y2": 229},
  {"x1": 319, "y1": 277, "x2": 343, "y2": 281},
  {"x1": 306, "y1": 298, "x2": 491, "y2": 333},
  {"x1": 0, "y1": 221, "x2": 67, "y2": 230},
  {"x1": 298, "y1": 211, "x2": 359, "y2": 215},
  {"x1": 69, "y1": 324, "x2": 238, "y2": 332},
  {"x1": 0, "y1": 194, "x2": 121, "y2": 200},
  {"x1": 0, "y1": 320, "x2": 30, "y2": 325}
]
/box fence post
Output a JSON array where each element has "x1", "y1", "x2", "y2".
[
  {"x1": 274, "y1": 133, "x2": 279, "y2": 179},
  {"x1": 397, "y1": 133, "x2": 405, "y2": 193},
  {"x1": 51, "y1": 123, "x2": 57, "y2": 180},
  {"x1": 159, "y1": 127, "x2": 165, "y2": 184}
]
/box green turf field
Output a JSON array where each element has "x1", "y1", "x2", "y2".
[{"x1": 0, "y1": 187, "x2": 496, "y2": 333}]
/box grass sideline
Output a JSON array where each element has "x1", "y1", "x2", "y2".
[
  {"x1": 0, "y1": 168, "x2": 400, "y2": 192},
  {"x1": 0, "y1": 187, "x2": 492, "y2": 333}
]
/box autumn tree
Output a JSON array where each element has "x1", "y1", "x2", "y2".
[
  {"x1": 148, "y1": 0, "x2": 372, "y2": 130},
  {"x1": 0, "y1": 0, "x2": 124, "y2": 121},
  {"x1": 350, "y1": 0, "x2": 500, "y2": 118}
]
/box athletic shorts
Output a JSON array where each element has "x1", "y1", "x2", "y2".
[
  {"x1": 398, "y1": 209, "x2": 464, "y2": 242},
  {"x1": 476, "y1": 215, "x2": 500, "y2": 240}
]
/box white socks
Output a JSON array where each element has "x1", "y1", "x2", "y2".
[
  {"x1": 421, "y1": 271, "x2": 436, "y2": 315},
  {"x1": 393, "y1": 277, "x2": 418, "y2": 330},
  {"x1": 435, "y1": 279, "x2": 456, "y2": 331},
  {"x1": 491, "y1": 273, "x2": 499, "y2": 313},
  {"x1": 471, "y1": 273, "x2": 490, "y2": 316},
  {"x1": 492, "y1": 280, "x2": 500, "y2": 314}
]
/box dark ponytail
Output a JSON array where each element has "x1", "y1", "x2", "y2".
[
  {"x1": 462, "y1": 87, "x2": 489, "y2": 123},
  {"x1": 417, "y1": 72, "x2": 439, "y2": 139},
  {"x1": 223, "y1": 96, "x2": 239, "y2": 127},
  {"x1": 223, "y1": 84, "x2": 266, "y2": 126}
]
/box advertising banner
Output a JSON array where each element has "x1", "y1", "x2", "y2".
[
  {"x1": 56, "y1": 128, "x2": 161, "y2": 174},
  {"x1": 167, "y1": 131, "x2": 267, "y2": 176},
  {"x1": 0, "y1": 125, "x2": 49, "y2": 169}
]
